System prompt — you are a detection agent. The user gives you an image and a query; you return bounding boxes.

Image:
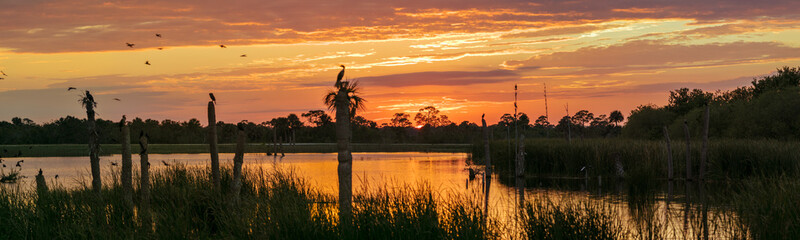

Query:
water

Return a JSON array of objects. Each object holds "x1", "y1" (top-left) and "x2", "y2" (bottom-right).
[{"x1": 1, "y1": 152, "x2": 740, "y2": 239}]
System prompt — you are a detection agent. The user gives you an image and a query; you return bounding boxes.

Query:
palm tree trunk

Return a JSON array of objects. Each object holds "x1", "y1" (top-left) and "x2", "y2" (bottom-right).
[
  {"x1": 208, "y1": 101, "x2": 220, "y2": 190},
  {"x1": 336, "y1": 88, "x2": 353, "y2": 226},
  {"x1": 121, "y1": 120, "x2": 133, "y2": 208},
  {"x1": 699, "y1": 105, "x2": 710, "y2": 181},
  {"x1": 231, "y1": 128, "x2": 246, "y2": 203},
  {"x1": 663, "y1": 126, "x2": 673, "y2": 180},
  {"x1": 86, "y1": 104, "x2": 102, "y2": 196},
  {"x1": 139, "y1": 133, "x2": 152, "y2": 230}
]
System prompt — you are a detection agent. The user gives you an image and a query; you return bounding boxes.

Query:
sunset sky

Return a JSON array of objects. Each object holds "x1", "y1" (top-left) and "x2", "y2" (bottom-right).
[{"x1": 1, "y1": 0, "x2": 800, "y2": 125}]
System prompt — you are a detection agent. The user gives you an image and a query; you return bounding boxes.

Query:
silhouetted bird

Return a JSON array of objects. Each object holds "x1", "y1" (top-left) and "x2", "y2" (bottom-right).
[
  {"x1": 145, "y1": 61, "x2": 150, "y2": 65},
  {"x1": 240, "y1": 54, "x2": 247, "y2": 57},
  {"x1": 162, "y1": 160, "x2": 170, "y2": 167},
  {"x1": 85, "y1": 91, "x2": 94, "y2": 103},
  {"x1": 155, "y1": 33, "x2": 162, "y2": 38},
  {"x1": 113, "y1": 98, "x2": 121, "y2": 101},
  {"x1": 219, "y1": 45, "x2": 226, "y2": 48},
  {"x1": 38, "y1": 168, "x2": 43, "y2": 175},
  {"x1": 16, "y1": 160, "x2": 23, "y2": 167},
  {"x1": 209, "y1": 93, "x2": 216, "y2": 104},
  {"x1": 336, "y1": 65, "x2": 345, "y2": 86},
  {"x1": 119, "y1": 115, "x2": 126, "y2": 129},
  {"x1": 0, "y1": 71, "x2": 6, "y2": 76},
  {"x1": 68, "y1": 87, "x2": 76, "y2": 91},
  {"x1": 111, "y1": 162, "x2": 118, "y2": 166},
  {"x1": 2, "y1": 164, "x2": 5, "y2": 168},
  {"x1": 126, "y1": 43, "x2": 135, "y2": 48},
  {"x1": 55, "y1": 174, "x2": 59, "y2": 179},
  {"x1": 157, "y1": 47, "x2": 164, "y2": 50}
]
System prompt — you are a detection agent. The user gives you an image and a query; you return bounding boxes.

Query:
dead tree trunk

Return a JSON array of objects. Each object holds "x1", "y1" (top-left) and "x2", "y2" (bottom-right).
[
  {"x1": 208, "y1": 101, "x2": 221, "y2": 190},
  {"x1": 683, "y1": 120, "x2": 692, "y2": 181},
  {"x1": 699, "y1": 105, "x2": 710, "y2": 181},
  {"x1": 139, "y1": 132, "x2": 152, "y2": 229},
  {"x1": 121, "y1": 117, "x2": 133, "y2": 208},
  {"x1": 231, "y1": 127, "x2": 246, "y2": 203},
  {"x1": 663, "y1": 126, "x2": 673, "y2": 180},
  {"x1": 516, "y1": 135, "x2": 525, "y2": 178},
  {"x1": 84, "y1": 94, "x2": 102, "y2": 196}
]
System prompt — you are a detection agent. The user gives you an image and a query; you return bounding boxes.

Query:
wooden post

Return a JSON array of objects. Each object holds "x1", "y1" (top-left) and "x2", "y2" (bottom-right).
[
  {"x1": 683, "y1": 120, "x2": 692, "y2": 181},
  {"x1": 83, "y1": 91, "x2": 102, "y2": 196},
  {"x1": 35, "y1": 169, "x2": 48, "y2": 194},
  {"x1": 139, "y1": 131, "x2": 151, "y2": 229},
  {"x1": 699, "y1": 105, "x2": 710, "y2": 181},
  {"x1": 231, "y1": 126, "x2": 246, "y2": 203},
  {"x1": 121, "y1": 116, "x2": 133, "y2": 208},
  {"x1": 481, "y1": 114, "x2": 491, "y2": 217},
  {"x1": 663, "y1": 126, "x2": 673, "y2": 180},
  {"x1": 208, "y1": 101, "x2": 221, "y2": 190}
]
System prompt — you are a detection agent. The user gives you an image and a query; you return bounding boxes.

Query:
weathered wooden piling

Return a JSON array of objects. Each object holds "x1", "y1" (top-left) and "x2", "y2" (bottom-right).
[
  {"x1": 699, "y1": 105, "x2": 710, "y2": 180},
  {"x1": 683, "y1": 120, "x2": 692, "y2": 181},
  {"x1": 208, "y1": 101, "x2": 220, "y2": 190},
  {"x1": 121, "y1": 116, "x2": 133, "y2": 208},
  {"x1": 231, "y1": 125, "x2": 246, "y2": 203},
  {"x1": 663, "y1": 126, "x2": 673, "y2": 180}
]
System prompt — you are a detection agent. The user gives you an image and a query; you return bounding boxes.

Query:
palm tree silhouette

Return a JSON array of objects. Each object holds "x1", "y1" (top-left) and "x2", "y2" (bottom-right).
[{"x1": 323, "y1": 75, "x2": 365, "y2": 227}]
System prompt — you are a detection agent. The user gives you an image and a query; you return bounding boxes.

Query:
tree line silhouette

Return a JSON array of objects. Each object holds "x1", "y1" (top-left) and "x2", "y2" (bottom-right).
[{"x1": 2, "y1": 66, "x2": 797, "y2": 145}]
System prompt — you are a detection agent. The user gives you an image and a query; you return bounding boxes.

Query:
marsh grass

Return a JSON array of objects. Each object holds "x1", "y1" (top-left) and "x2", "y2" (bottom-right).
[
  {"x1": 520, "y1": 195, "x2": 626, "y2": 240},
  {"x1": 0, "y1": 164, "x2": 496, "y2": 239}
]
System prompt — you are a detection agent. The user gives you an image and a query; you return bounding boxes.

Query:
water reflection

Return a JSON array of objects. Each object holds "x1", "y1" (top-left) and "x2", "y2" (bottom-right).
[{"x1": 2, "y1": 153, "x2": 738, "y2": 238}]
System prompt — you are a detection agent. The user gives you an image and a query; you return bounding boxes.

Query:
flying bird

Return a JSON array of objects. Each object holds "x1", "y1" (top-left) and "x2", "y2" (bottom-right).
[
  {"x1": 111, "y1": 162, "x2": 118, "y2": 166},
  {"x1": 1, "y1": 71, "x2": 6, "y2": 76},
  {"x1": 145, "y1": 61, "x2": 150, "y2": 65},
  {"x1": 209, "y1": 93, "x2": 216, "y2": 104},
  {"x1": 126, "y1": 43, "x2": 135, "y2": 48},
  {"x1": 68, "y1": 87, "x2": 76, "y2": 91},
  {"x1": 157, "y1": 47, "x2": 164, "y2": 50},
  {"x1": 240, "y1": 54, "x2": 247, "y2": 57},
  {"x1": 161, "y1": 160, "x2": 170, "y2": 167},
  {"x1": 219, "y1": 45, "x2": 226, "y2": 48},
  {"x1": 16, "y1": 160, "x2": 23, "y2": 167},
  {"x1": 113, "y1": 98, "x2": 121, "y2": 101},
  {"x1": 55, "y1": 174, "x2": 59, "y2": 179},
  {"x1": 155, "y1": 33, "x2": 162, "y2": 38},
  {"x1": 336, "y1": 65, "x2": 345, "y2": 86}
]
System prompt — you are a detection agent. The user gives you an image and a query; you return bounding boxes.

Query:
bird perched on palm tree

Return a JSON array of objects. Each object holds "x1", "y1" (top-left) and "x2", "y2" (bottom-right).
[
  {"x1": 325, "y1": 80, "x2": 365, "y2": 118},
  {"x1": 336, "y1": 65, "x2": 345, "y2": 87},
  {"x1": 84, "y1": 91, "x2": 95, "y2": 104},
  {"x1": 209, "y1": 93, "x2": 216, "y2": 104}
]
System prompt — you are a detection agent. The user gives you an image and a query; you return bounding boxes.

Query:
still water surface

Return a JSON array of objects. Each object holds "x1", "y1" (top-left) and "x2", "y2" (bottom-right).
[{"x1": 3, "y1": 152, "x2": 737, "y2": 239}]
